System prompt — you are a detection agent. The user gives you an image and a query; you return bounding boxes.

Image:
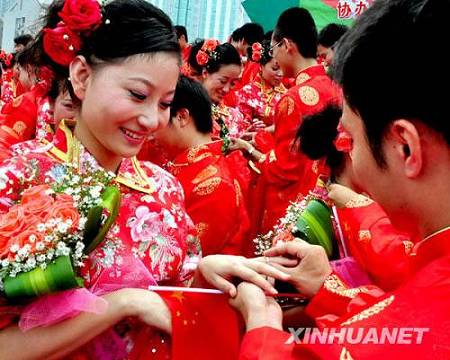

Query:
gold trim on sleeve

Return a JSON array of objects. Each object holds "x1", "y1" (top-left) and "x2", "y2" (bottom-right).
[
  {"x1": 324, "y1": 274, "x2": 369, "y2": 298},
  {"x1": 341, "y1": 295, "x2": 395, "y2": 326}
]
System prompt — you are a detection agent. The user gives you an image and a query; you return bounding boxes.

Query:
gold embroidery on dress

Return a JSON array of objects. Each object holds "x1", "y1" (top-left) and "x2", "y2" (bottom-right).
[
  {"x1": 192, "y1": 165, "x2": 218, "y2": 184},
  {"x1": 324, "y1": 274, "x2": 369, "y2": 298},
  {"x1": 248, "y1": 160, "x2": 262, "y2": 174},
  {"x1": 268, "y1": 149, "x2": 277, "y2": 163},
  {"x1": 12, "y1": 121, "x2": 27, "y2": 136},
  {"x1": 358, "y1": 230, "x2": 372, "y2": 242},
  {"x1": 234, "y1": 179, "x2": 242, "y2": 207},
  {"x1": 275, "y1": 83, "x2": 287, "y2": 94},
  {"x1": 47, "y1": 120, "x2": 72, "y2": 162},
  {"x1": 298, "y1": 86, "x2": 320, "y2": 106},
  {"x1": 278, "y1": 96, "x2": 295, "y2": 116},
  {"x1": 312, "y1": 160, "x2": 319, "y2": 174},
  {"x1": 193, "y1": 177, "x2": 221, "y2": 196},
  {"x1": 296, "y1": 72, "x2": 311, "y2": 85},
  {"x1": 345, "y1": 195, "x2": 373, "y2": 208},
  {"x1": 211, "y1": 104, "x2": 231, "y2": 120},
  {"x1": 0, "y1": 125, "x2": 20, "y2": 140},
  {"x1": 341, "y1": 295, "x2": 395, "y2": 326},
  {"x1": 263, "y1": 90, "x2": 277, "y2": 120},
  {"x1": 256, "y1": 79, "x2": 287, "y2": 122},
  {"x1": 49, "y1": 122, "x2": 156, "y2": 194},
  {"x1": 264, "y1": 103, "x2": 272, "y2": 119},
  {"x1": 116, "y1": 165, "x2": 156, "y2": 194},
  {"x1": 67, "y1": 134, "x2": 82, "y2": 168},
  {"x1": 340, "y1": 347, "x2": 354, "y2": 360},
  {"x1": 403, "y1": 240, "x2": 414, "y2": 254},
  {"x1": 195, "y1": 222, "x2": 209, "y2": 238},
  {"x1": 13, "y1": 96, "x2": 23, "y2": 108},
  {"x1": 187, "y1": 146, "x2": 213, "y2": 163}
]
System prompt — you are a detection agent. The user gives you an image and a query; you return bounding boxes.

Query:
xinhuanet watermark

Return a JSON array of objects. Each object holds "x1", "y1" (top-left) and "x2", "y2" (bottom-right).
[{"x1": 286, "y1": 327, "x2": 429, "y2": 345}]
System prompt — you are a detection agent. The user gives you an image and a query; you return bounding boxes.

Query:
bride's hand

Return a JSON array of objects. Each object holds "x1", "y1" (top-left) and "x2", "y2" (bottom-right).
[
  {"x1": 327, "y1": 183, "x2": 372, "y2": 208},
  {"x1": 197, "y1": 255, "x2": 295, "y2": 297},
  {"x1": 110, "y1": 288, "x2": 172, "y2": 333}
]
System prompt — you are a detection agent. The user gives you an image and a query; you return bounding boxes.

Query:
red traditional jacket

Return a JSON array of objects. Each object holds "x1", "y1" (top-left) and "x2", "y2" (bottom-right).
[
  {"x1": 0, "y1": 80, "x2": 54, "y2": 161},
  {"x1": 336, "y1": 198, "x2": 416, "y2": 291},
  {"x1": 167, "y1": 141, "x2": 250, "y2": 256},
  {"x1": 236, "y1": 72, "x2": 287, "y2": 126},
  {"x1": 239, "y1": 227, "x2": 450, "y2": 359},
  {"x1": 252, "y1": 64, "x2": 342, "y2": 234}
]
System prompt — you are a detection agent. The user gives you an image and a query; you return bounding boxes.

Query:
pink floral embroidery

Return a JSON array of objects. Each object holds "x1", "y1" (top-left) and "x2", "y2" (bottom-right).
[{"x1": 129, "y1": 205, "x2": 164, "y2": 243}]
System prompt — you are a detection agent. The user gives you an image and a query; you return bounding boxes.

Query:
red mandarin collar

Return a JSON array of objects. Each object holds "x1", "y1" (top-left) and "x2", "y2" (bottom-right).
[
  {"x1": 411, "y1": 226, "x2": 450, "y2": 271},
  {"x1": 51, "y1": 120, "x2": 73, "y2": 153},
  {"x1": 295, "y1": 64, "x2": 327, "y2": 82}
]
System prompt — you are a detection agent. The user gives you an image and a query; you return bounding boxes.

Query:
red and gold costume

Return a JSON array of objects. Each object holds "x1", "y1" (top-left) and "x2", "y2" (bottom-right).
[
  {"x1": 239, "y1": 227, "x2": 450, "y2": 359},
  {"x1": 336, "y1": 197, "x2": 416, "y2": 291},
  {"x1": 252, "y1": 64, "x2": 342, "y2": 234},
  {"x1": 0, "y1": 71, "x2": 54, "y2": 160},
  {"x1": 167, "y1": 141, "x2": 250, "y2": 256},
  {"x1": 236, "y1": 72, "x2": 287, "y2": 126}
]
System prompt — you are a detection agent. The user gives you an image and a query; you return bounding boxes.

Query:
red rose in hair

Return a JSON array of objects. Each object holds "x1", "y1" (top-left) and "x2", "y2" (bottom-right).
[
  {"x1": 196, "y1": 50, "x2": 209, "y2": 66},
  {"x1": 59, "y1": 0, "x2": 102, "y2": 32},
  {"x1": 252, "y1": 51, "x2": 262, "y2": 62},
  {"x1": 334, "y1": 122, "x2": 353, "y2": 153},
  {"x1": 43, "y1": 23, "x2": 82, "y2": 66},
  {"x1": 203, "y1": 39, "x2": 219, "y2": 52},
  {"x1": 5, "y1": 53, "x2": 13, "y2": 67},
  {"x1": 252, "y1": 42, "x2": 262, "y2": 52}
]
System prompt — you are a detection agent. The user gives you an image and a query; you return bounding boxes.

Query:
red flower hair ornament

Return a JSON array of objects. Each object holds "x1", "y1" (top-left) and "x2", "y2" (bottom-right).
[
  {"x1": 196, "y1": 39, "x2": 220, "y2": 66},
  {"x1": 251, "y1": 42, "x2": 263, "y2": 62},
  {"x1": 0, "y1": 50, "x2": 13, "y2": 67},
  {"x1": 334, "y1": 121, "x2": 353, "y2": 153},
  {"x1": 43, "y1": 0, "x2": 103, "y2": 67}
]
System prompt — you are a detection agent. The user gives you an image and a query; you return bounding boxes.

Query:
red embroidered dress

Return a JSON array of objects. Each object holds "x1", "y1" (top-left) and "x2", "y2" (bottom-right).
[
  {"x1": 0, "y1": 123, "x2": 200, "y2": 358},
  {"x1": 236, "y1": 72, "x2": 286, "y2": 126},
  {"x1": 211, "y1": 103, "x2": 249, "y2": 139}
]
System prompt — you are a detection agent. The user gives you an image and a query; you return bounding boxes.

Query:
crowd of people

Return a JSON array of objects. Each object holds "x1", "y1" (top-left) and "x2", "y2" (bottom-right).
[{"x1": 0, "y1": 0, "x2": 449, "y2": 358}]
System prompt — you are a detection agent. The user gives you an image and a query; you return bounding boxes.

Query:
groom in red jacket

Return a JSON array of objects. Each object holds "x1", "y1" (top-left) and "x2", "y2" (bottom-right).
[{"x1": 232, "y1": 0, "x2": 450, "y2": 358}]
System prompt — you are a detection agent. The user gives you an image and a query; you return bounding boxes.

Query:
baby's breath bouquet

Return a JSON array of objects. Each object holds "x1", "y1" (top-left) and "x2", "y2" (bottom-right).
[
  {"x1": 0, "y1": 163, "x2": 120, "y2": 299},
  {"x1": 254, "y1": 176, "x2": 336, "y2": 258}
]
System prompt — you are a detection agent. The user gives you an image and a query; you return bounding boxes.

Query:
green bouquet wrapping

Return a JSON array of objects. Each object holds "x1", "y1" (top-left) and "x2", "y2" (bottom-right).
[
  {"x1": 0, "y1": 165, "x2": 121, "y2": 300},
  {"x1": 292, "y1": 199, "x2": 335, "y2": 257},
  {"x1": 3, "y1": 255, "x2": 84, "y2": 298}
]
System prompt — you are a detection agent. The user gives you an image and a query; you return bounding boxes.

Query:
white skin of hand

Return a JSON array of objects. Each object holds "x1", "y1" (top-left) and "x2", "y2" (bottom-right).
[{"x1": 198, "y1": 254, "x2": 296, "y2": 297}]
